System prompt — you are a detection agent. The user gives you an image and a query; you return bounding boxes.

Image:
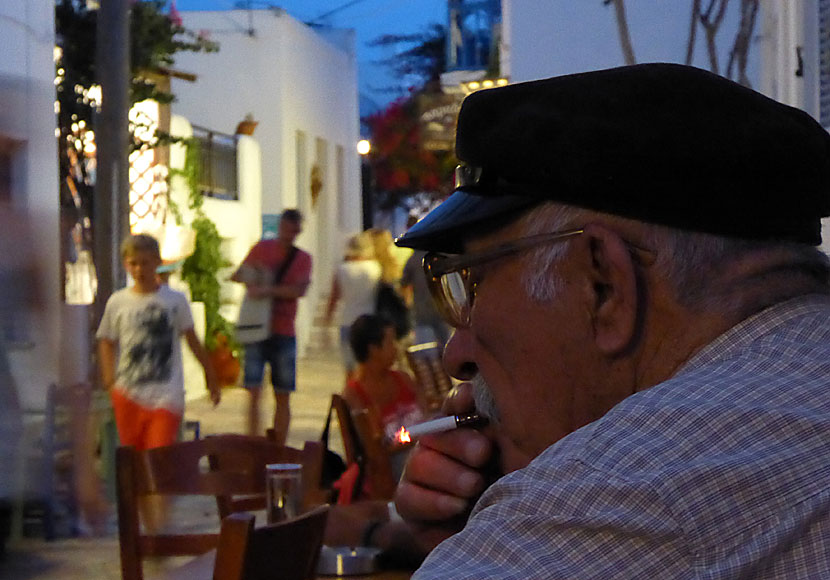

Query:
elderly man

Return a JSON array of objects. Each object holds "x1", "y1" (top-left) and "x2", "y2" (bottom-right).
[{"x1": 393, "y1": 63, "x2": 830, "y2": 578}]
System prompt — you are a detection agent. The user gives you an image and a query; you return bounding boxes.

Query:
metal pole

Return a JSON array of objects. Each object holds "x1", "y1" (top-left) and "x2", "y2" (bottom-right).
[
  {"x1": 93, "y1": 0, "x2": 131, "y2": 324},
  {"x1": 361, "y1": 161, "x2": 374, "y2": 230}
]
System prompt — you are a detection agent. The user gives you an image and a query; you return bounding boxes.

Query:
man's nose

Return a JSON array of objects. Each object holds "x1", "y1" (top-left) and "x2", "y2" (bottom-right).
[{"x1": 442, "y1": 327, "x2": 478, "y2": 381}]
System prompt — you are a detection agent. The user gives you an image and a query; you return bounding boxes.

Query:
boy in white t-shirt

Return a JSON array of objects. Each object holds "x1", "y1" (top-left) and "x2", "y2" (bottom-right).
[
  {"x1": 97, "y1": 234, "x2": 219, "y2": 451},
  {"x1": 97, "y1": 234, "x2": 219, "y2": 531}
]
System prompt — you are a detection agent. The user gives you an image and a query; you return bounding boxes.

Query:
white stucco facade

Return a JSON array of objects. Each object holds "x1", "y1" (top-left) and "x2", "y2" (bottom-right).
[
  {"x1": 1, "y1": 0, "x2": 63, "y2": 410},
  {"x1": 759, "y1": 0, "x2": 830, "y2": 253},
  {"x1": 171, "y1": 9, "x2": 363, "y2": 355}
]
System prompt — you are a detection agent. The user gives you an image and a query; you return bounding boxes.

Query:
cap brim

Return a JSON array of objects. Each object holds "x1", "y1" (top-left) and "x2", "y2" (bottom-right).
[{"x1": 395, "y1": 188, "x2": 539, "y2": 253}]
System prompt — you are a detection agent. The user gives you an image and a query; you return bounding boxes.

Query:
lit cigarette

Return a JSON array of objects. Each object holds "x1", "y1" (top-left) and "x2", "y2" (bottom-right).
[{"x1": 404, "y1": 413, "x2": 488, "y2": 439}]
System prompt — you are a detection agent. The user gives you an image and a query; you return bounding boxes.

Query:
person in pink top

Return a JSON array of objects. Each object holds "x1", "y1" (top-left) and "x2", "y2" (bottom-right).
[
  {"x1": 231, "y1": 209, "x2": 312, "y2": 443},
  {"x1": 343, "y1": 314, "x2": 424, "y2": 471}
]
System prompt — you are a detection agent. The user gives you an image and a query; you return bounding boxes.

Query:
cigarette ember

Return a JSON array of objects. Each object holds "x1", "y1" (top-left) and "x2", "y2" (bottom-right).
[
  {"x1": 397, "y1": 426, "x2": 411, "y2": 444},
  {"x1": 400, "y1": 413, "x2": 488, "y2": 441}
]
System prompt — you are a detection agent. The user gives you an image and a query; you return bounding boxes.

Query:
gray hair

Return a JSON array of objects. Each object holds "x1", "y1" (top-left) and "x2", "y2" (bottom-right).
[{"x1": 518, "y1": 202, "x2": 830, "y2": 314}]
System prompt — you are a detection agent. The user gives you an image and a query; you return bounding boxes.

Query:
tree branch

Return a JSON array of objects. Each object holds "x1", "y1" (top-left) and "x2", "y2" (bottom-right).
[
  {"x1": 700, "y1": 0, "x2": 730, "y2": 75},
  {"x1": 608, "y1": 0, "x2": 637, "y2": 65},
  {"x1": 685, "y1": 0, "x2": 701, "y2": 65},
  {"x1": 726, "y1": 0, "x2": 758, "y2": 87}
]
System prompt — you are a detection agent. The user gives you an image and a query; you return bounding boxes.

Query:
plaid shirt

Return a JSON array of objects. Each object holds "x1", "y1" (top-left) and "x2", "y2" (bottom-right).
[{"x1": 414, "y1": 294, "x2": 830, "y2": 579}]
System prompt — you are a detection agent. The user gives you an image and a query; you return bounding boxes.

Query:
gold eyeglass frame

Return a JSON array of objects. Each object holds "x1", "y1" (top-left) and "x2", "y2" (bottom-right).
[
  {"x1": 422, "y1": 228, "x2": 585, "y2": 328},
  {"x1": 422, "y1": 227, "x2": 656, "y2": 328}
]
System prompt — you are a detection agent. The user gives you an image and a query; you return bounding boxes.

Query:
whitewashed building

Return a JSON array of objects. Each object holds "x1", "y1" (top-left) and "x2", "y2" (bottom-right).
[
  {"x1": 759, "y1": 0, "x2": 830, "y2": 250},
  {"x1": 171, "y1": 8, "x2": 363, "y2": 358}
]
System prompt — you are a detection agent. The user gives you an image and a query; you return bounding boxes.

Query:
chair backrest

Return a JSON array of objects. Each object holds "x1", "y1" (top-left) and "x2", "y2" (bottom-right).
[
  {"x1": 206, "y1": 434, "x2": 326, "y2": 518},
  {"x1": 116, "y1": 440, "x2": 238, "y2": 580},
  {"x1": 116, "y1": 436, "x2": 327, "y2": 580},
  {"x1": 405, "y1": 342, "x2": 453, "y2": 412},
  {"x1": 330, "y1": 393, "x2": 362, "y2": 466},
  {"x1": 212, "y1": 512, "x2": 255, "y2": 580},
  {"x1": 330, "y1": 394, "x2": 401, "y2": 501},
  {"x1": 350, "y1": 409, "x2": 400, "y2": 500},
  {"x1": 214, "y1": 505, "x2": 330, "y2": 580}
]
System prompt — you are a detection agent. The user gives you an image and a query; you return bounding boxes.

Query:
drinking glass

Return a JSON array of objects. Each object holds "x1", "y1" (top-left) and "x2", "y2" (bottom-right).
[{"x1": 266, "y1": 463, "x2": 302, "y2": 523}]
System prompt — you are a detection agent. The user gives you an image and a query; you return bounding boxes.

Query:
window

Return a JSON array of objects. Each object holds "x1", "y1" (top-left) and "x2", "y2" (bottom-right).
[{"x1": 192, "y1": 126, "x2": 238, "y2": 200}]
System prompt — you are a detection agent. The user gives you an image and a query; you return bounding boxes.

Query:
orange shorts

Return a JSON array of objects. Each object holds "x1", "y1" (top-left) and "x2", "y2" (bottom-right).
[{"x1": 110, "y1": 389, "x2": 182, "y2": 451}]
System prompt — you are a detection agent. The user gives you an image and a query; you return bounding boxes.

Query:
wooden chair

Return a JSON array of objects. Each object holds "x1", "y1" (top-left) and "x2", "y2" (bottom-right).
[
  {"x1": 330, "y1": 393, "x2": 363, "y2": 467},
  {"x1": 211, "y1": 512, "x2": 253, "y2": 580},
  {"x1": 350, "y1": 409, "x2": 400, "y2": 500},
  {"x1": 205, "y1": 434, "x2": 327, "y2": 518},
  {"x1": 116, "y1": 440, "x2": 237, "y2": 580},
  {"x1": 213, "y1": 505, "x2": 330, "y2": 580},
  {"x1": 405, "y1": 342, "x2": 454, "y2": 412},
  {"x1": 330, "y1": 394, "x2": 405, "y2": 501},
  {"x1": 116, "y1": 436, "x2": 326, "y2": 580}
]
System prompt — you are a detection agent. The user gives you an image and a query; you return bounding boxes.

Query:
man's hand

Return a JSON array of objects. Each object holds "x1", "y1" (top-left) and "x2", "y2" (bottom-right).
[{"x1": 394, "y1": 382, "x2": 496, "y2": 553}]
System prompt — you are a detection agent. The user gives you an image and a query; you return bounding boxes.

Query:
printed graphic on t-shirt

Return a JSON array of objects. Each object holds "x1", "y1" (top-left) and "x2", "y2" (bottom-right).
[{"x1": 124, "y1": 303, "x2": 174, "y2": 385}]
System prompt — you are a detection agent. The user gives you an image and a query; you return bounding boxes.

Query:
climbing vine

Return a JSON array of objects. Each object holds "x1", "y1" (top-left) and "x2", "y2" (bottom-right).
[{"x1": 171, "y1": 139, "x2": 238, "y2": 354}]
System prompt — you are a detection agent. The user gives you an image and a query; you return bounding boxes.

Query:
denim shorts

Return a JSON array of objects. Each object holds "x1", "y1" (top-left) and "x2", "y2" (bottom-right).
[
  {"x1": 339, "y1": 325, "x2": 356, "y2": 373},
  {"x1": 243, "y1": 334, "x2": 297, "y2": 393}
]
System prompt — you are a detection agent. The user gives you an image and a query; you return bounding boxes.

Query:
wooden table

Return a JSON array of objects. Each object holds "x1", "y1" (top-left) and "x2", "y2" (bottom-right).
[{"x1": 156, "y1": 549, "x2": 414, "y2": 580}]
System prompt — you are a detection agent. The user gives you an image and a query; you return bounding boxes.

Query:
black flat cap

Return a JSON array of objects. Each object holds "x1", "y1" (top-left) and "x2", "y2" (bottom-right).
[{"x1": 397, "y1": 63, "x2": 830, "y2": 253}]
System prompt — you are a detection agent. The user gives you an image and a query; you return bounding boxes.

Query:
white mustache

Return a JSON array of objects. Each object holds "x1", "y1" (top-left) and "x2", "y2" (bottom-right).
[{"x1": 471, "y1": 374, "x2": 500, "y2": 424}]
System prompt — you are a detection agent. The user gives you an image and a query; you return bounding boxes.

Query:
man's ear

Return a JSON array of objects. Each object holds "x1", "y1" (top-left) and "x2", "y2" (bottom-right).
[{"x1": 580, "y1": 224, "x2": 640, "y2": 355}]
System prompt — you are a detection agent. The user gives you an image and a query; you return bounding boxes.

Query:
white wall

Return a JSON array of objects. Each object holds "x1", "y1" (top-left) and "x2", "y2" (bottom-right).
[
  {"x1": 171, "y1": 9, "x2": 363, "y2": 354},
  {"x1": 759, "y1": 1, "x2": 830, "y2": 256},
  {"x1": 1, "y1": 0, "x2": 62, "y2": 409},
  {"x1": 275, "y1": 14, "x2": 362, "y2": 343},
  {"x1": 760, "y1": 1, "x2": 809, "y2": 110}
]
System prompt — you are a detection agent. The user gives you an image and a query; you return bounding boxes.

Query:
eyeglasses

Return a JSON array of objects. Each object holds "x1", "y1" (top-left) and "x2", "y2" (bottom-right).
[
  {"x1": 422, "y1": 228, "x2": 585, "y2": 328},
  {"x1": 423, "y1": 228, "x2": 656, "y2": 328}
]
